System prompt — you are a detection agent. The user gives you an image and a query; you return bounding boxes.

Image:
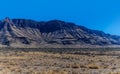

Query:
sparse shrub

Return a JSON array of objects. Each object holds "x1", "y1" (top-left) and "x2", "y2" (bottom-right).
[
  {"x1": 39, "y1": 70, "x2": 68, "y2": 74},
  {"x1": 71, "y1": 64, "x2": 80, "y2": 68},
  {"x1": 80, "y1": 65, "x2": 87, "y2": 68},
  {"x1": 87, "y1": 64, "x2": 100, "y2": 69},
  {"x1": 66, "y1": 63, "x2": 80, "y2": 69}
]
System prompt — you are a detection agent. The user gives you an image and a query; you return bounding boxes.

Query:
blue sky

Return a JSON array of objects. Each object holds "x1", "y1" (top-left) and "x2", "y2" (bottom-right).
[{"x1": 0, "y1": 0, "x2": 120, "y2": 35}]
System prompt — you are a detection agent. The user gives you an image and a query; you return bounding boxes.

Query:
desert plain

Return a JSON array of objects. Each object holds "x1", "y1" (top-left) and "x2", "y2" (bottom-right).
[{"x1": 0, "y1": 48, "x2": 120, "y2": 74}]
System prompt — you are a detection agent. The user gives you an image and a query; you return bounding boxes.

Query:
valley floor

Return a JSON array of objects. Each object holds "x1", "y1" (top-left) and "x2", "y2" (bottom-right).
[{"x1": 0, "y1": 48, "x2": 120, "y2": 74}]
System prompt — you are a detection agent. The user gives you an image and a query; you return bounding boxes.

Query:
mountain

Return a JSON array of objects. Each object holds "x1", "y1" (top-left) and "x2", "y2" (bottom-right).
[{"x1": 0, "y1": 17, "x2": 120, "y2": 48}]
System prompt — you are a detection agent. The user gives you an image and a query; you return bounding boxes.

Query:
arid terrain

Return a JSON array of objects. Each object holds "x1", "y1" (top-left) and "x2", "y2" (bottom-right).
[{"x1": 0, "y1": 48, "x2": 120, "y2": 74}]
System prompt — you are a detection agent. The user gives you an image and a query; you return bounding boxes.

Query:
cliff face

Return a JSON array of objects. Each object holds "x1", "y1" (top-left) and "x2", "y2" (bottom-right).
[{"x1": 0, "y1": 18, "x2": 120, "y2": 47}]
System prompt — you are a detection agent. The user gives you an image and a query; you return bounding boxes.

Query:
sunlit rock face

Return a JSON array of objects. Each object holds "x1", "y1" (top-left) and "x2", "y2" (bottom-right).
[{"x1": 0, "y1": 17, "x2": 120, "y2": 47}]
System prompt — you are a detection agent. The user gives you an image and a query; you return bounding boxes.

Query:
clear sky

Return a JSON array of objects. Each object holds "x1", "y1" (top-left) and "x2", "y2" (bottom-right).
[{"x1": 0, "y1": 0, "x2": 120, "y2": 35}]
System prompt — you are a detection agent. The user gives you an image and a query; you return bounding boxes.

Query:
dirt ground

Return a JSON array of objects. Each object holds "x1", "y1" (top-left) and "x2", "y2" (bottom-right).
[{"x1": 0, "y1": 48, "x2": 120, "y2": 74}]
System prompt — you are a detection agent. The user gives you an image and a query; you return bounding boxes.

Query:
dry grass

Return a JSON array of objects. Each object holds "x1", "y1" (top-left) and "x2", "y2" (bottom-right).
[{"x1": 0, "y1": 48, "x2": 120, "y2": 74}]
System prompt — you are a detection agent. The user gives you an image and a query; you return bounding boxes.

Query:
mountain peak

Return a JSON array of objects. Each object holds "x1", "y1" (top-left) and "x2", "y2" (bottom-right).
[
  {"x1": 3, "y1": 17, "x2": 13, "y2": 24},
  {"x1": 4, "y1": 17, "x2": 10, "y2": 21}
]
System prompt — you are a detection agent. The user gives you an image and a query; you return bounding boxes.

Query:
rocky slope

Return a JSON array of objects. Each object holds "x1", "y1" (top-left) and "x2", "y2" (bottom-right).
[{"x1": 0, "y1": 17, "x2": 120, "y2": 47}]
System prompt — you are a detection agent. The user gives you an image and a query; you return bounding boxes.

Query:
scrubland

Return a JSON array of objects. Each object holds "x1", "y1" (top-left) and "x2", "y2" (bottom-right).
[{"x1": 0, "y1": 48, "x2": 120, "y2": 74}]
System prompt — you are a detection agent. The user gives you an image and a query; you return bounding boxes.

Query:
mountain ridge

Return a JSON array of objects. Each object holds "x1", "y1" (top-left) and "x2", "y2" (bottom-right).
[{"x1": 0, "y1": 17, "x2": 119, "y2": 48}]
